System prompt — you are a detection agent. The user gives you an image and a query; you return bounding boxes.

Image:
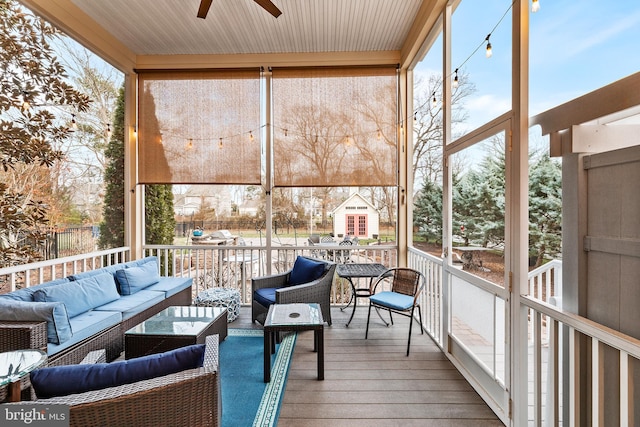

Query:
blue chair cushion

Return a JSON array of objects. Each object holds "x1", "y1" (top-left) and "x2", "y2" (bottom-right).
[
  {"x1": 0, "y1": 299, "x2": 72, "y2": 344},
  {"x1": 33, "y1": 273, "x2": 120, "y2": 317},
  {"x1": 115, "y1": 260, "x2": 160, "y2": 295},
  {"x1": 254, "y1": 287, "x2": 277, "y2": 307},
  {"x1": 288, "y1": 256, "x2": 326, "y2": 287},
  {"x1": 369, "y1": 291, "x2": 414, "y2": 311},
  {"x1": 30, "y1": 343, "x2": 206, "y2": 399}
]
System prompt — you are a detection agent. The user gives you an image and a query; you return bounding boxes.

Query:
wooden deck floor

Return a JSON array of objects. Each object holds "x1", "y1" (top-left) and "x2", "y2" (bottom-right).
[{"x1": 230, "y1": 306, "x2": 503, "y2": 426}]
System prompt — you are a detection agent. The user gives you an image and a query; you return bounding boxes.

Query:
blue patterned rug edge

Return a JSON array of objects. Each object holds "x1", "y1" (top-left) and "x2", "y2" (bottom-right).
[{"x1": 252, "y1": 332, "x2": 297, "y2": 427}]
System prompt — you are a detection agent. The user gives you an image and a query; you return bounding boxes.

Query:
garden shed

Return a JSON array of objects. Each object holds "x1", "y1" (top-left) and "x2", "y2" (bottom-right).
[{"x1": 331, "y1": 192, "x2": 379, "y2": 239}]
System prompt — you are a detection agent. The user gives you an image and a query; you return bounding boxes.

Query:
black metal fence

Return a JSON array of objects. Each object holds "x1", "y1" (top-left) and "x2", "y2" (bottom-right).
[{"x1": 41, "y1": 226, "x2": 99, "y2": 260}]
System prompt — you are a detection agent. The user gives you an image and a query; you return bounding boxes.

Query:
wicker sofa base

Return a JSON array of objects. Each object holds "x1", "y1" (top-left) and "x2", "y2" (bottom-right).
[{"x1": 0, "y1": 285, "x2": 193, "y2": 368}]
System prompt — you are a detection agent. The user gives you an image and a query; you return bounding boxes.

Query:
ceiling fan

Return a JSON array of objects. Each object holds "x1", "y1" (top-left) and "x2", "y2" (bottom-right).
[{"x1": 197, "y1": 0, "x2": 282, "y2": 19}]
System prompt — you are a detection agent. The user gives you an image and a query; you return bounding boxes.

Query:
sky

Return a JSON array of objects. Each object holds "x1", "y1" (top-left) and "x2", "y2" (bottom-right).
[{"x1": 414, "y1": 0, "x2": 640, "y2": 132}]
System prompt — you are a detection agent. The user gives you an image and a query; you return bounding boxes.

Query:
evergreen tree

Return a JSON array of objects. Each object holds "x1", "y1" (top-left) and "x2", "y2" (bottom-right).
[
  {"x1": 529, "y1": 154, "x2": 562, "y2": 266},
  {"x1": 98, "y1": 86, "x2": 125, "y2": 248},
  {"x1": 0, "y1": 0, "x2": 90, "y2": 266},
  {"x1": 145, "y1": 184, "x2": 175, "y2": 245},
  {"x1": 413, "y1": 178, "x2": 442, "y2": 243}
]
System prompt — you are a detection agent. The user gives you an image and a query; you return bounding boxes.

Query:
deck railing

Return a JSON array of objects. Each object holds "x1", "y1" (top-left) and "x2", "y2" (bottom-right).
[
  {"x1": 523, "y1": 295, "x2": 640, "y2": 426},
  {"x1": 0, "y1": 247, "x2": 130, "y2": 294},
  {"x1": 143, "y1": 243, "x2": 397, "y2": 305}
]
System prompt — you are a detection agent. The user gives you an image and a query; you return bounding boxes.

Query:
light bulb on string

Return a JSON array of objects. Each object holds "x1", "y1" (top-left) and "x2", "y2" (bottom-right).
[
  {"x1": 344, "y1": 135, "x2": 352, "y2": 146},
  {"x1": 453, "y1": 69, "x2": 459, "y2": 89},
  {"x1": 71, "y1": 114, "x2": 78, "y2": 130},
  {"x1": 186, "y1": 138, "x2": 193, "y2": 150},
  {"x1": 249, "y1": 131, "x2": 254, "y2": 141},
  {"x1": 414, "y1": 112, "x2": 417, "y2": 123},
  {"x1": 431, "y1": 92, "x2": 437, "y2": 108},
  {"x1": 485, "y1": 34, "x2": 493, "y2": 58},
  {"x1": 377, "y1": 129, "x2": 382, "y2": 140},
  {"x1": 284, "y1": 128, "x2": 288, "y2": 137},
  {"x1": 21, "y1": 91, "x2": 30, "y2": 111},
  {"x1": 106, "y1": 123, "x2": 112, "y2": 138},
  {"x1": 531, "y1": 0, "x2": 540, "y2": 13},
  {"x1": 219, "y1": 138, "x2": 223, "y2": 149}
]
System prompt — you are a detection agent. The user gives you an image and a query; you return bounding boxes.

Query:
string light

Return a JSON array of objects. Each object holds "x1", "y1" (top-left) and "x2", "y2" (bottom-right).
[
  {"x1": 218, "y1": 137, "x2": 223, "y2": 149},
  {"x1": 249, "y1": 130, "x2": 254, "y2": 141},
  {"x1": 106, "y1": 123, "x2": 112, "y2": 138},
  {"x1": 71, "y1": 114, "x2": 78, "y2": 130},
  {"x1": 284, "y1": 128, "x2": 288, "y2": 137},
  {"x1": 21, "y1": 91, "x2": 30, "y2": 111},
  {"x1": 414, "y1": 112, "x2": 417, "y2": 122},
  {"x1": 531, "y1": 0, "x2": 540, "y2": 13},
  {"x1": 377, "y1": 129, "x2": 382, "y2": 140},
  {"x1": 186, "y1": 138, "x2": 193, "y2": 150},
  {"x1": 452, "y1": 69, "x2": 459, "y2": 89},
  {"x1": 485, "y1": 34, "x2": 492, "y2": 58},
  {"x1": 431, "y1": 92, "x2": 438, "y2": 108}
]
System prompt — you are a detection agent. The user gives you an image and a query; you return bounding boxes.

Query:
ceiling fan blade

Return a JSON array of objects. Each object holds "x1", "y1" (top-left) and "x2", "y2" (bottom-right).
[
  {"x1": 253, "y1": 0, "x2": 282, "y2": 18},
  {"x1": 197, "y1": 0, "x2": 214, "y2": 19}
]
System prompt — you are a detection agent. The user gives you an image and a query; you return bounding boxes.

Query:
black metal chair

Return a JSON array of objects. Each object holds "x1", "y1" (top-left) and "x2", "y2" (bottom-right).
[{"x1": 365, "y1": 267, "x2": 425, "y2": 356}]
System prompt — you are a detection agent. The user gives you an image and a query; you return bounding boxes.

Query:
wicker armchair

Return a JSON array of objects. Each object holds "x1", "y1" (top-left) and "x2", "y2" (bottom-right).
[
  {"x1": 5, "y1": 335, "x2": 221, "y2": 427},
  {"x1": 252, "y1": 256, "x2": 336, "y2": 325}
]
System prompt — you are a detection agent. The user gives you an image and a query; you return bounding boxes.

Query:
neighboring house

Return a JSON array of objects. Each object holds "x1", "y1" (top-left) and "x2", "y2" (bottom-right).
[
  {"x1": 238, "y1": 198, "x2": 261, "y2": 216},
  {"x1": 173, "y1": 185, "x2": 232, "y2": 217},
  {"x1": 331, "y1": 192, "x2": 379, "y2": 239}
]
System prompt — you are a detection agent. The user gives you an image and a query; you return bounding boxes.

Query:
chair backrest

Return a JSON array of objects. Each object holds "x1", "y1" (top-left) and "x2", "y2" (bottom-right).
[
  {"x1": 321, "y1": 236, "x2": 335, "y2": 243},
  {"x1": 391, "y1": 268, "x2": 422, "y2": 298},
  {"x1": 308, "y1": 234, "x2": 320, "y2": 244}
]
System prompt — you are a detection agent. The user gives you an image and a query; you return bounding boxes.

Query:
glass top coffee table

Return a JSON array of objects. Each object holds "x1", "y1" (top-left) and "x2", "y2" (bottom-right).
[
  {"x1": 125, "y1": 306, "x2": 227, "y2": 359},
  {"x1": 263, "y1": 303, "x2": 324, "y2": 382},
  {"x1": 0, "y1": 349, "x2": 47, "y2": 402}
]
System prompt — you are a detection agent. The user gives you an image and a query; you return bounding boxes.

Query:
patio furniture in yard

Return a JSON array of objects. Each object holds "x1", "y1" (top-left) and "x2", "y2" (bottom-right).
[
  {"x1": 365, "y1": 267, "x2": 425, "y2": 356},
  {"x1": 252, "y1": 256, "x2": 336, "y2": 326},
  {"x1": 125, "y1": 306, "x2": 227, "y2": 359},
  {"x1": 194, "y1": 287, "x2": 241, "y2": 322},
  {"x1": 263, "y1": 303, "x2": 324, "y2": 382},
  {"x1": 3, "y1": 336, "x2": 221, "y2": 427}
]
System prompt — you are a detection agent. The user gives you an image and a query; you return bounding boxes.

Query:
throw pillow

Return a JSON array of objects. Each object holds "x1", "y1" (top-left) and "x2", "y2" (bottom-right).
[
  {"x1": 33, "y1": 273, "x2": 120, "y2": 317},
  {"x1": 115, "y1": 260, "x2": 160, "y2": 295},
  {"x1": 0, "y1": 299, "x2": 72, "y2": 344},
  {"x1": 30, "y1": 344, "x2": 206, "y2": 399},
  {"x1": 288, "y1": 256, "x2": 326, "y2": 286}
]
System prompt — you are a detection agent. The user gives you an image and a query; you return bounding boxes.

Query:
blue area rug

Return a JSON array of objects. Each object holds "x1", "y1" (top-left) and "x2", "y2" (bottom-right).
[{"x1": 219, "y1": 329, "x2": 296, "y2": 427}]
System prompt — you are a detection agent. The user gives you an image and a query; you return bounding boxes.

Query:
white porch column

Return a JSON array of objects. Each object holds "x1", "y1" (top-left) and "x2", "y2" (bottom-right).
[
  {"x1": 124, "y1": 73, "x2": 143, "y2": 260},
  {"x1": 510, "y1": 0, "x2": 530, "y2": 425}
]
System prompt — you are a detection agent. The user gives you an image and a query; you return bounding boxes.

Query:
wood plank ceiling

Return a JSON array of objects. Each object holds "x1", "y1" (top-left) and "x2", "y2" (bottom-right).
[{"x1": 69, "y1": 0, "x2": 424, "y2": 56}]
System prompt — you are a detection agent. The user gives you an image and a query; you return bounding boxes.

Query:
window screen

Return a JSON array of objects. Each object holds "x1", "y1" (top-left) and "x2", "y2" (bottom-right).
[
  {"x1": 272, "y1": 66, "x2": 398, "y2": 187},
  {"x1": 138, "y1": 69, "x2": 261, "y2": 184}
]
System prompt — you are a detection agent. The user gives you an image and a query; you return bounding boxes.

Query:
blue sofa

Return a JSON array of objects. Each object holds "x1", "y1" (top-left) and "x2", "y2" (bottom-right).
[{"x1": 0, "y1": 256, "x2": 192, "y2": 366}]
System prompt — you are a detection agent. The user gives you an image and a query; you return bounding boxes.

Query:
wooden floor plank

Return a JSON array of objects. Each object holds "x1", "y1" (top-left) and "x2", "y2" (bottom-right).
[{"x1": 229, "y1": 306, "x2": 503, "y2": 425}]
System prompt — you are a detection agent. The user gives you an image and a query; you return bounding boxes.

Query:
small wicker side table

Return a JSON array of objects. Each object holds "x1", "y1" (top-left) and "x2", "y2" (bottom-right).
[{"x1": 194, "y1": 287, "x2": 241, "y2": 322}]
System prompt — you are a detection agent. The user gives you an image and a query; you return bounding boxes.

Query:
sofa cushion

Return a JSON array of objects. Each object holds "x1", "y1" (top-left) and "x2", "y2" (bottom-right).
[
  {"x1": 93, "y1": 290, "x2": 165, "y2": 321},
  {"x1": 33, "y1": 273, "x2": 120, "y2": 317},
  {"x1": 254, "y1": 287, "x2": 277, "y2": 308},
  {"x1": 115, "y1": 260, "x2": 160, "y2": 295},
  {"x1": 31, "y1": 343, "x2": 206, "y2": 399},
  {"x1": 144, "y1": 277, "x2": 192, "y2": 298},
  {"x1": 0, "y1": 278, "x2": 72, "y2": 302},
  {"x1": 288, "y1": 256, "x2": 326, "y2": 286},
  {"x1": 44, "y1": 310, "x2": 122, "y2": 356},
  {"x1": 0, "y1": 299, "x2": 72, "y2": 344},
  {"x1": 69, "y1": 263, "x2": 124, "y2": 281}
]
